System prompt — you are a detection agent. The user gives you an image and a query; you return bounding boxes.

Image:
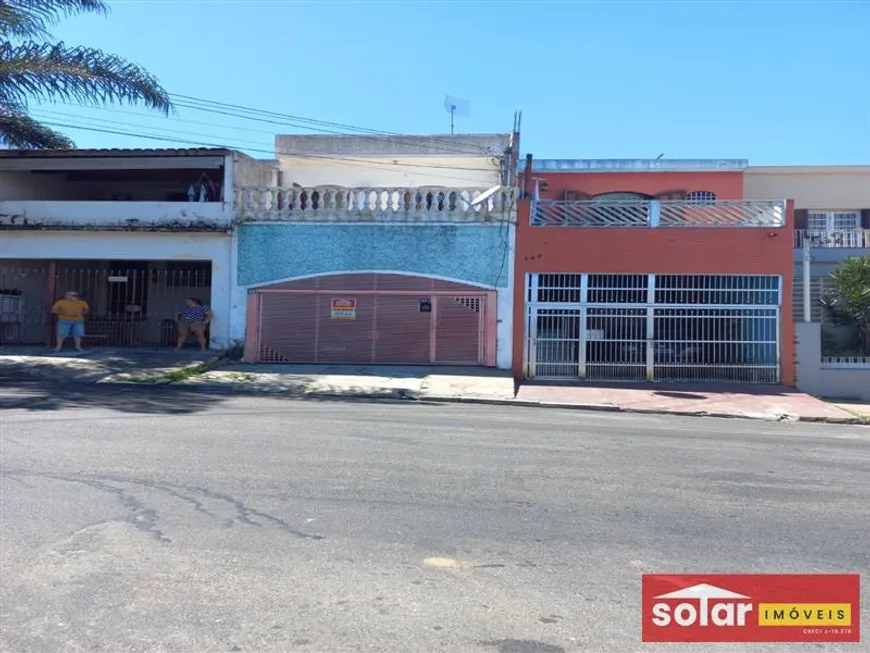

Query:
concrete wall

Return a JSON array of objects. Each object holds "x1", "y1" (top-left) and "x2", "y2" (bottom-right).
[
  {"x1": 795, "y1": 322, "x2": 870, "y2": 400},
  {"x1": 232, "y1": 154, "x2": 278, "y2": 188},
  {"x1": 274, "y1": 133, "x2": 510, "y2": 189},
  {"x1": 237, "y1": 223, "x2": 514, "y2": 369},
  {"x1": 0, "y1": 232, "x2": 233, "y2": 348},
  {"x1": 277, "y1": 156, "x2": 500, "y2": 188},
  {"x1": 745, "y1": 167, "x2": 870, "y2": 209}
]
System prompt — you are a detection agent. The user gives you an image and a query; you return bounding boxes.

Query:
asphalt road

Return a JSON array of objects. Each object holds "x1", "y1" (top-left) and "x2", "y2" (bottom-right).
[{"x1": 1, "y1": 383, "x2": 868, "y2": 653}]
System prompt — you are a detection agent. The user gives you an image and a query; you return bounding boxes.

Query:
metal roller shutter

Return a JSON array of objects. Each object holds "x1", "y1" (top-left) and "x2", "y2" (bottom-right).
[{"x1": 254, "y1": 274, "x2": 491, "y2": 366}]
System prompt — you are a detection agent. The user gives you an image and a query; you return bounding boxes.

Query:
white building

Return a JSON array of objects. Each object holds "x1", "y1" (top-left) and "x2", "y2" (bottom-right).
[{"x1": 0, "y1": 148, "x2": 274, "y2": 349}]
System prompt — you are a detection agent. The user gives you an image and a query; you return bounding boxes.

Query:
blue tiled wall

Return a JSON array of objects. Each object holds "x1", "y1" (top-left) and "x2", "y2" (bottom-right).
[{"x1": 238, "y1": 224, "x2": 510, "y2": 288}]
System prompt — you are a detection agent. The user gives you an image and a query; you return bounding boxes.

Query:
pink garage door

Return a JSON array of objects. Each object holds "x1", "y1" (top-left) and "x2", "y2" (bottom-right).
[{"x1": 250, "y1": 273, "x2": 496, "y2": 366}]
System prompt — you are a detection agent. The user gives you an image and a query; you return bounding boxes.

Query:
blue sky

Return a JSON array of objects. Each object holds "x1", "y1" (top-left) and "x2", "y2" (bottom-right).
[{"x1": 31, "y1": 0, "x2": 870, "y2": 164}]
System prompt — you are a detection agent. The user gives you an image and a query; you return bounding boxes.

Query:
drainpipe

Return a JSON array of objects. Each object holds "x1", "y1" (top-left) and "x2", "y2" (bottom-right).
[{"x1": 802, "y1": 235, "x2": 812, "y2": 323}]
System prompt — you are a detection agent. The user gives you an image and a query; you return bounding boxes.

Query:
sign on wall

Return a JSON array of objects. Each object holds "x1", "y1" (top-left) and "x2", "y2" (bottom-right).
[{"x1": 330, "y1": 298, "x2": 357, "y2": 320}]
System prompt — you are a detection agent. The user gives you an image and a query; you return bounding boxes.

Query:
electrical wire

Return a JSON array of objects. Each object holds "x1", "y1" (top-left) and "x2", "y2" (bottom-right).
[
  {"x1": 168, "y1": 93, "x2": 499, "y2": 157},
  {"x1": 32, "y1": 118, "x2": 505, "y2": 185},
  {"x1": 33, "y1": 107, "x2": 504, "y2": 174}
]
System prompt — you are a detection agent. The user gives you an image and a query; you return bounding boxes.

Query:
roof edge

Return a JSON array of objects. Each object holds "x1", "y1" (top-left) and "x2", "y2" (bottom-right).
[{"x1": 527, "y1": 159, "x2": 749, "y2": 173}]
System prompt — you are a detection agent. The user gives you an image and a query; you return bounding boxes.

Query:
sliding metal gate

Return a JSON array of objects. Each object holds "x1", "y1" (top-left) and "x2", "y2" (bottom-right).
[{"x1": 525, "y1": 273, "x2": 781, "y2": 383}]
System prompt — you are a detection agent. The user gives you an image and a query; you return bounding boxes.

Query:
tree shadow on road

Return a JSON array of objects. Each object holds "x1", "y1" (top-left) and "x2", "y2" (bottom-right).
[{"x1": 0, "y1": 381, "x2": 442, "y2": 415}]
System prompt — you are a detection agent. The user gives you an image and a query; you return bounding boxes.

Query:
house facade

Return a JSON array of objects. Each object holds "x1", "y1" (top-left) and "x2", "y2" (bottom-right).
[
  {"x1": 745, "y1": 165, "x2": 870, "y2": 399},
  {"x1": 234, "y1": 133, "x2": 519, "y2": 369},
  {"x1": 0, "y1": 148, "x2": 274, "y2": 349},
  {"x1": 514, "y1": 159, "x2": 795, "y2": 385}
]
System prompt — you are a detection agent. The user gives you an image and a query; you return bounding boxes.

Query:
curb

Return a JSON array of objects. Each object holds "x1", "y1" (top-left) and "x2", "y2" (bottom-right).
[
  {"x1": 418, "y1": 395, "x2": 866, "y2": 424},
  {"x1": 120, "y1": 380, "x2": 868, "y2": 425},
  {"x1": 97, "y1": 352, "x2": 226, "y2": 385}
]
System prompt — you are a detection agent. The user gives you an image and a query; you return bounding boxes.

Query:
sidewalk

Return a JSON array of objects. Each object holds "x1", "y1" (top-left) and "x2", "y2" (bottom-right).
[
  {"x1": 0, "y1": 349, "x2": 863, "y2": 424},
  {"x1": 174, "y1": 363, "x2": 517, "y2": 401},
  {"x1": 515, "y1": 382, "x2": 859, "y2": 423},
  {"x1": 0, "y1": 347, "x2": 219, "y2": 384}
]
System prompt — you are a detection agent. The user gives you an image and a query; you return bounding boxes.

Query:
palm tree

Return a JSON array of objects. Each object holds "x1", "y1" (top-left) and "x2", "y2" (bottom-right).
[{"x1": 0, "y1": 0, "x2": 172, "y2": 148}]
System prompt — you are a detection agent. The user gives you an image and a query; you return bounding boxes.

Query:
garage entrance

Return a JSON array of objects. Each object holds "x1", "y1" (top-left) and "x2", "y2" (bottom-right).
[
  {"x1": 525, "y1": 273, "x2": 782, "y2": 383},
  {"x1": 249, "y1": 273, "x2": 496, "y2": 366}
]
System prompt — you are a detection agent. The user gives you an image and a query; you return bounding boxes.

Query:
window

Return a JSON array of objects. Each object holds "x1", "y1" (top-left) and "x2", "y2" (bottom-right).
[
  {"x1": 808, "y1": 211, "x2": 860, "y2": 231},
  {"x1": 686, "y1": 191, "x2": 717, "y2": 204}
]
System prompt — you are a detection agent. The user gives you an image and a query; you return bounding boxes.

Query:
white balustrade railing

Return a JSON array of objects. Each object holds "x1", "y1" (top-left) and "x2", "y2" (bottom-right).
[
  {"x1": 794, "y1": 229, "x2": 870, "y2": 249},
  {"x1": 532, "y1": 199, "x2": 787, "y2": 228},
  {"x1": 235, "y1": 186, "x2": 517, "y2": 223},
  {"x1": 821, "y1": 356, "x2": 870, "y2": 369}
]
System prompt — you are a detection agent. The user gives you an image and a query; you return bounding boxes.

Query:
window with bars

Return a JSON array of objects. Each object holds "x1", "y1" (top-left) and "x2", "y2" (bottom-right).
[
  {"x1": 807, "y1": 211, "x2": 861, "y2": 230},
  {"x1": 686, "y1": 191, "x2": 717, "y2": 204}
]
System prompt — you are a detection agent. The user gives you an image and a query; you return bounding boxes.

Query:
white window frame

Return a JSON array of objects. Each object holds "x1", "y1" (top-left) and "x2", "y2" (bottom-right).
[{"x1": 807, "y1": 210, "x2": 861, "y2": 231}]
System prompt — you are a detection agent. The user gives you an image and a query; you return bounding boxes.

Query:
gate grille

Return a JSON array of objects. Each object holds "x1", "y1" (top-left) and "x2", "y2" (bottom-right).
[
  {"x1": 258, "y1": 291, "x2": 487, "y2": 365},
  {"x1": 525, "y1": 273, "x2": 781, "y2": 383},
  {"x1": 0, "y1": 261, "x2": 212, "y2": 347}
]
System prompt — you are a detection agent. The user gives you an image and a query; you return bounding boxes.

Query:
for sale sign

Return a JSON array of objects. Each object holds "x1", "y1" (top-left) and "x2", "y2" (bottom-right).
[
  {"x1": 330, "y1": 298, "x2": 356, "y2": 320},
  {"x1": 642, "y1": 574, "x2": 860, "y2": 643}
]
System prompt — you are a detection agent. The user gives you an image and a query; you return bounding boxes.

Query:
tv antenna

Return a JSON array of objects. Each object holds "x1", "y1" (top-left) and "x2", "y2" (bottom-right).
[{"x1": 444, "y1": 94, "x2": 470, "y2": 134}]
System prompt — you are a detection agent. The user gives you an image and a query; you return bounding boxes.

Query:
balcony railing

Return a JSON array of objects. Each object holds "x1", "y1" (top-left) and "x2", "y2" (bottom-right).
[
  {"x1": 0, "y1": 200, "x2": 228, "y2": 231},
  {"x1": 531, "y1": 199, "x2": 786, "y2": 228},
  {"x1": 794, "y1": 229, "x2": 870, "y2": 249},
  {"x1": 235, "y1": 186, "x2": 517, "y2": 223}
]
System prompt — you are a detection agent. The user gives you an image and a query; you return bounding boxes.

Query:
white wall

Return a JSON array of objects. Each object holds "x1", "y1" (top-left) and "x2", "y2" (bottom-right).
[
  {"x1": 0, "y1": 200, "x2": 228, "y2": 229},
  {"x1": 0, "y1": 232, "x2": 233, "y2": 348},
  {"x1": 276, "y1": 156, "x2": 501, "y2": 189}
]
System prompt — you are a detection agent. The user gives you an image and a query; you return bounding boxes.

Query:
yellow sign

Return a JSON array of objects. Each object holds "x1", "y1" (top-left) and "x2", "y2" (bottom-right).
[{"x1": 758, "y1": 604, "x2": 851, "y2": 627}]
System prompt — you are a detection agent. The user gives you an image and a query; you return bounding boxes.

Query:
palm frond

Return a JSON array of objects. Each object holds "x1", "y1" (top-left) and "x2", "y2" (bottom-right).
[
  {"x1": 0, "y1": 41, "x2": 172, "y2": 113},
  {"x1": 0, "y1": 111, "x2": 74, "y2": 148},
  {"x1": 0, "y1": 0, "x2": 107, "y2": 39}
]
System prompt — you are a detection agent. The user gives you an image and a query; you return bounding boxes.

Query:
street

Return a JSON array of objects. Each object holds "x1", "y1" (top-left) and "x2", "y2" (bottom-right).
[{"x1": 1, "y1": 383, "x2": 868, "y2": 653}]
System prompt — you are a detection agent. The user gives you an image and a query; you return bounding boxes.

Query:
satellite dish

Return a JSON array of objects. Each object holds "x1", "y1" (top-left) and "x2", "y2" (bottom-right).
[{"x1": 444, "y1": 94, "x2": 470, "y2": 134}]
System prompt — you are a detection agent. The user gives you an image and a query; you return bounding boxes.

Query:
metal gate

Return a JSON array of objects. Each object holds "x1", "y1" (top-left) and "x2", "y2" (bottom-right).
[
  {"x1": 254, "y1": 285, "x2": 493, "y2": 365},
  {"x1": 0, "y1": 260, "x2": 211, "y2": 347},
  {"x1": 525, "y1": 273, "x2": 781, "y2": 383}
]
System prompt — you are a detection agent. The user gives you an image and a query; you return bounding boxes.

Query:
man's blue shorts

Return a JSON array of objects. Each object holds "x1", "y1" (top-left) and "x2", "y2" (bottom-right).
[{"x1": 57, "y1": 321, "x2": 85, "y2": 338}]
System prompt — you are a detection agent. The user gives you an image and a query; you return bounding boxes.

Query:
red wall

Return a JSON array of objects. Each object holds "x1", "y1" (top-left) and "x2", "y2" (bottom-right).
[
  {"x1": 512, "y1": 179, "x2": 795, "y2": 385},
  {"x1": 526, "y1": 170, "x2": 744, "y2": 201}
]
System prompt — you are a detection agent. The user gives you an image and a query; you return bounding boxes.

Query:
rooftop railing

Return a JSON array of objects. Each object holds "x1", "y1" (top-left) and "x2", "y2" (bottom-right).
[
  {"x1": 236, "y1": 186, "x2": 517, "y2": 223},
  {"x1": 531, "y1": 199, "x2": 787, "y2": 228},
  {"x1": 794, "y1": 229, "x2": 870, "y2": 249}
]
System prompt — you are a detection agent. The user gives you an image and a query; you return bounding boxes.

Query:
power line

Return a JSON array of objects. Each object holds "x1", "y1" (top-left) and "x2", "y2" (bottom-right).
[
  {"x1": 169, "y1": 93, "x2": 499, "y2": 157},
  {"x1": 32, "y1": 108, "x2": 502, "y2": 175},
  {"x1": 34, "y1": 118, "x2": 503, "y2": 185}
]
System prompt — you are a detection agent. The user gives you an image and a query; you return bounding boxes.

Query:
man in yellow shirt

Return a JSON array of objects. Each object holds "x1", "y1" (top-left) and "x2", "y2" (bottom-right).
[{"x1": 51, "y1": 291, "x2": 89, "y2": 353}]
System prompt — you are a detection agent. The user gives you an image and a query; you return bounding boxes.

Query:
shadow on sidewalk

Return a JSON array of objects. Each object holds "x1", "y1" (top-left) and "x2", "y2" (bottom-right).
[{"x1": 0, "y1": 380, "x2": 441, "y2": 416}]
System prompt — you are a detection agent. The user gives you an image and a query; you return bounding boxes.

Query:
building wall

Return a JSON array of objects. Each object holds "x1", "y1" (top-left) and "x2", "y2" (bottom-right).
[
  {"x1": 237, "y1": 223, "x2": 514, "y2": 368},
  {"x1": 744, "y1": 167, "x2": 870, "y2": 209},
  {"x1": 0, "y1": 231, "x2": 233, "y2": 348},
  {"x1": 274, "y1": 133, "x2": 511, "y2": 189},
  {"x1": 512, "y1": 199, "x2": 796, "y2": 383},
  {"x1": 232, "y1": 154, "x2": 278, "y2": 188},
  {"x1": 277, "y1": 156, "x2": 500, "y2": 188},
  {"x1": 795, "y1": 322, "x2": 870, "y2": 400},
  {"x1": 527, "y1": 170, "x2": 744, "y2": 200}
]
